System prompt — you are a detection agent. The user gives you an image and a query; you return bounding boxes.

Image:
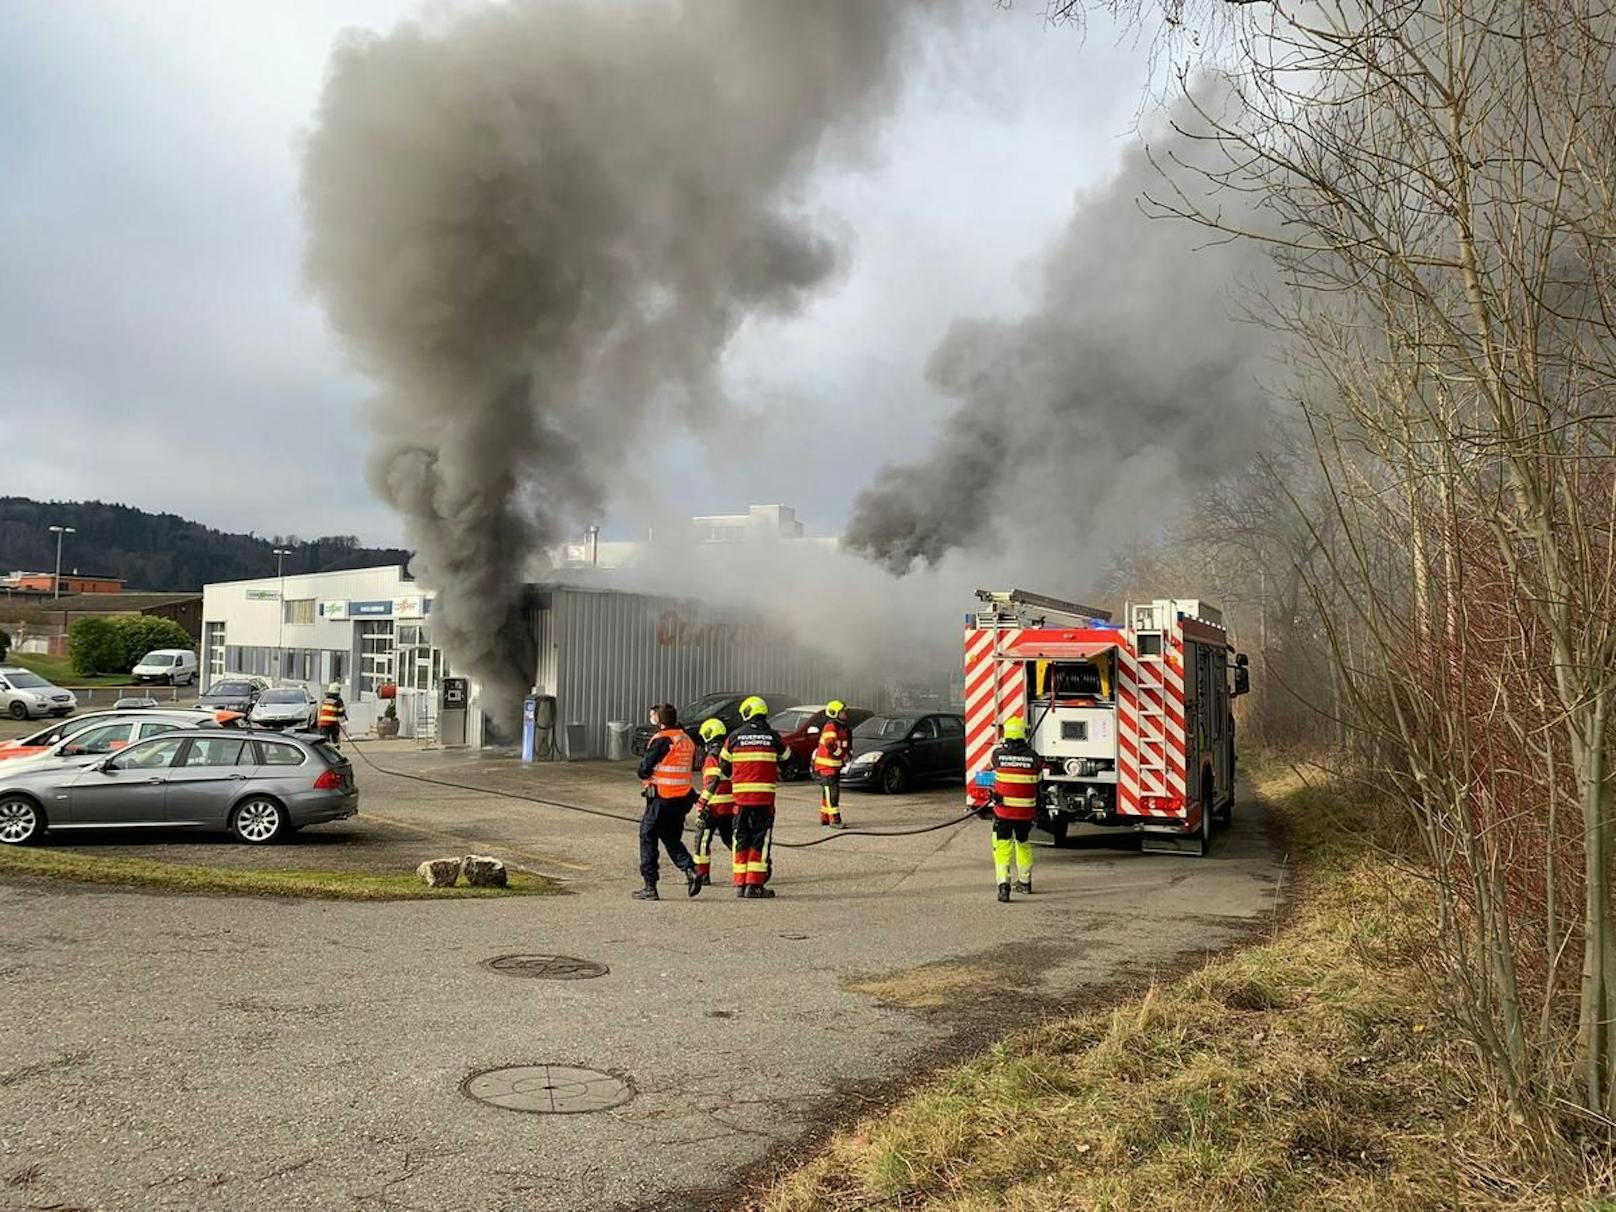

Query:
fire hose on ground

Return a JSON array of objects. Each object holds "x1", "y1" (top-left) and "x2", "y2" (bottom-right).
[{"x1": 339, "y1": 730, "x2": 978, "y2": 850}]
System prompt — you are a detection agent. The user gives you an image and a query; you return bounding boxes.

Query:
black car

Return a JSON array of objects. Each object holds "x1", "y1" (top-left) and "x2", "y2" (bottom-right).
[
  {"x1": 841, "y1": 712, "x2": 967, "y2": 795},
  {"x1": 629, "y1": 691, "x2": 803, "y2": 756},
  {"x1": 197, "y1": 678, "x2": 265, "y2": 717}
]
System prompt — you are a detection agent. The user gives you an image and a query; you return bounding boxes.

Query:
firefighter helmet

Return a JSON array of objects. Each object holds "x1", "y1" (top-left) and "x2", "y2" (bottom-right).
[
  {"x1": 1002, "y1": 716, "x2": 1028, "y2": 741},
  {"x1": 328, "y1": 682, "x2": 341, "y2": 695},
  {"x1": 699, "y1": 717, "x2": 727, "y2": 743},
  {"x1": 825, "y1": 699, "x2": 846, "y2": 718},
  {"x1": 739, "y1": 695, "x2": 769, "y2": 720}
]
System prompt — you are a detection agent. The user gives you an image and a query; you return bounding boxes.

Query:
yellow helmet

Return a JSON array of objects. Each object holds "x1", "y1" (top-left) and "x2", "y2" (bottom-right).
[
  {"x1": 699, "y1": 717, "x2": 727, "y2": 743},
  {"x1": 739, "y1": 695, "x2": 769, "y2": 720},
  {"x1": 1002, "y1": 716, "x2": 1028, "y2": 741},
  {"x1": 825, "y1": 699, "x2": 846, "y2": 718}
]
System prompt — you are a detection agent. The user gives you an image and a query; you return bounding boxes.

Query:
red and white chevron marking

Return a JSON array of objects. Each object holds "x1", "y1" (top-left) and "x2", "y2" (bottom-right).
[
  {"x1": 1114, "y1": 644, "x2": 1141, "y2": 816},
  {"x1": 964, "y1": 624, "x2": 1023, "y2": 789},
  {"x1": 1165, "y1": 628, "x2": 1187, "y2": 806}
]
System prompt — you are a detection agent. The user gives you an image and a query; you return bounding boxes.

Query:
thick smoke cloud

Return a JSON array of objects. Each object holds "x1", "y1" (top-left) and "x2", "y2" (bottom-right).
[
  {"x1": 845, "y1": 97, "x2": 1274, "y2": 573},
  {"x1": 302, "y1": 0, "x2": 919, "y2": 722}
]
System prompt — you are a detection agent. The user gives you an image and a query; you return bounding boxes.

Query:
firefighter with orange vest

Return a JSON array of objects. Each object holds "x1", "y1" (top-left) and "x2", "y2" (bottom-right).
[
  {"x1": 318, "y1": 682, "x2": 346, "y2": 745},
  {"x1": 718, "y1": 695, "x2": 786, "y2": 898},
  {"x1": 633, "y1": 703, "x2": 703, "y2": 900},
  {"x1": 691, "y1": 717, "x2": 735, "y2": 886},
  {"x1": 985, "y1": 716, "x2": 1042, "y2": 902},
  {"x1": 811, "y1": 699, "x2": 852, "y2": 828}
]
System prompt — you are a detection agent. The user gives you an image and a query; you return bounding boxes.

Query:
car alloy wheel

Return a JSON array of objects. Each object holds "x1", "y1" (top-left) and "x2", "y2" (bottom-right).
[
  {"x1": 7, "y1": 701, "x2": 27, "y2": 721},
  {"x1": 233, "y1": 797, "x2": 285, "y2": 845},
  {"x1": 0, "y1": 796, "x2": 41, "y2": 845},
  {"x1": 881, "y1": 762, "x2": 909, "y2": 795}
]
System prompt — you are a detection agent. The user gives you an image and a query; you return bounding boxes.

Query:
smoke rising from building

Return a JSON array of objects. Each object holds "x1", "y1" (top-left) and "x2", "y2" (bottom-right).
[
  {"x1": 301, "y1": 0, "x2": 922, "y2": 722},
  {"x1": 844, "y1": 97, "x2": 1275, "y2": 574}
]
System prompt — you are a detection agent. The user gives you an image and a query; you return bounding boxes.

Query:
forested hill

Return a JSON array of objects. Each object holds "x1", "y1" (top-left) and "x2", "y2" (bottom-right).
[{"x1": 0, "y1": 498, "x2": 411, "y2": 591}]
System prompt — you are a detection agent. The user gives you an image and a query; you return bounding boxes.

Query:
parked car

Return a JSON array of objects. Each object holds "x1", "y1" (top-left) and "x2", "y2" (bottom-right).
[
  {"x1": 198, "y1": 678, "x2": 266, "y2": 717},
  {"x1": 770, "y1": 704, "x2": 876, "y2": 781},
  {"x1": 0, "y1": 666, "x2": 77, "y2": 721},
  {"x1": 250, "y1": 687, "x2": 318, "y2": 730},
  {"x1": 1, "y1": 711, "x2": 134, "y2": 763},
  {"x1": 113, "y1": 697, "x2": 161, "y2": 710},
  {"x1": 0, "y1": 710, "x2": 223, "y2": 774},
  {"x1": 841, "y1": 712, "x2": 968, "y2": 795},
  {"x1": 131, "y1": 649, "x2": 199, "y2": 686},
  {"x1": 630, "y1": 691, "x2": 804, "y2": 755},
  {"x1": 0, "y1": 727, "x2": 359, "y2": 847}
]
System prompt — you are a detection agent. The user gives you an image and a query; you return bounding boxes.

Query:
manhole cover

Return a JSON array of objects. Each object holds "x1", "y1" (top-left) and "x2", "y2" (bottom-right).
[
  {"x1": 480, "y1": 954, "x2": 609, "y2": 980},
  {"x1": 461, "y1": 1065, "x2": 634, "y2": 1115}
]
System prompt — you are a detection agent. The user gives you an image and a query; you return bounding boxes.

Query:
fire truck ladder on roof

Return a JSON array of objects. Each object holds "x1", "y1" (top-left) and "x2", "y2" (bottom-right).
[{"x1": 973, "y1": 589, "x2": 1112, "y2": 626}]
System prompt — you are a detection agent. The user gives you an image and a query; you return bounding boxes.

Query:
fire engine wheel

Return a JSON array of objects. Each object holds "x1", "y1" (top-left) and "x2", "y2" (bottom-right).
[{"x1": 1199, "y1": 775, "x2": 1214, "y2": 847}]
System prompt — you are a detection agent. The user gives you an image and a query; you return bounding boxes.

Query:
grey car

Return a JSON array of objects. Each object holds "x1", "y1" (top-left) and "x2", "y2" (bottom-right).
[
  {"x1": 0, "y1": 728, "x2": 359, "y2": 847},
  {"x1": 250, "y1": 687, "x2": 318, "y2": 730}
]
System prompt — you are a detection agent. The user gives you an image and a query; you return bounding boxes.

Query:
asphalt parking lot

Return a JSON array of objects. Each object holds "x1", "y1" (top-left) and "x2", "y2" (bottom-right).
[{"x1": 0, "y1": 743, "x2": 1284, "y2": 1211}]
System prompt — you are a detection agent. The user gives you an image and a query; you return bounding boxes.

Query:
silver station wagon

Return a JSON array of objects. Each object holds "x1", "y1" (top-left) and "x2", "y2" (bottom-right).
[{"x1": 0, "y1": 728, "x2": 359, "y2": 846}]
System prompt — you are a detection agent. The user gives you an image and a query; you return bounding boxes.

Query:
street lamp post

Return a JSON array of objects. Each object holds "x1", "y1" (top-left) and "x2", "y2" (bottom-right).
[
  {"x1": 48, "y1": 525, "x2": 76, "y2": 600},
  {"x1": 272, "y1": 548, "x2": 292, "y2": 685}
]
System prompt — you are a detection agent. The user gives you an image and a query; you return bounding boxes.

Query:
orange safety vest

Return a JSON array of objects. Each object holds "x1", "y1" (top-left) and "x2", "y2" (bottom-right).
[
  {"x1": 318, "y1": 696, "x2": 344, "y2": 727},
  {"x1": 992, "y1": 743, "x2": 1040, "y2": 822},
  {"x1": 643, "y1": 728, "x2": 696, "y2": 798},
  {"x1": 699, "y1": 747, "x2": 735, "y2": 817},
  {"x1": 812, "y1": 718, "x2": 850, "y2": 776}
]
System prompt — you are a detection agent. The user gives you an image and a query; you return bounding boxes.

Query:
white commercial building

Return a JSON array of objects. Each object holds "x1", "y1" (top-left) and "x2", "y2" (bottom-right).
[{"x1": 202, "y1": 565, "x2": 896, "y2": 754}]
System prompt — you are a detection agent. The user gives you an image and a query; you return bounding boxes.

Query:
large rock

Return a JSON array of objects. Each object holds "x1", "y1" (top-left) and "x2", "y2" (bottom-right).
[
  {"x1": 416, "y1": 858, "x2": 462, "y2": 887},
  {"x1": 462, "y1": 855, "x2": 508, "y2": 888}
]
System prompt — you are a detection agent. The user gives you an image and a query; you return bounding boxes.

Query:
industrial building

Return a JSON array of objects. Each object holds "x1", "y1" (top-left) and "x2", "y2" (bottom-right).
[{"x1": 201, "y1": 565, "x2": 881, "y2": 753}]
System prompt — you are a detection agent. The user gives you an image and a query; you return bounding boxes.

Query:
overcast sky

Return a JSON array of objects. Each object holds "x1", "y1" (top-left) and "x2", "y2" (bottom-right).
[{"x1": 1, "y1": 1, "x2": 1149, "y2": 546}]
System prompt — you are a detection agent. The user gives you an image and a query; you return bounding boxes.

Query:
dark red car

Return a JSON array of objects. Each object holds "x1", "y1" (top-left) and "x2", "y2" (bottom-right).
[{"x1": 769, "y1": 703, "x2": 875, "y2": 781}]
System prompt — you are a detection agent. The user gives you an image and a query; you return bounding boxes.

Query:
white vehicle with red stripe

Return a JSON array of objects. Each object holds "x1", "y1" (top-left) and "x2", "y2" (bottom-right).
[{"x1": 964, "y1": 590, "x2": 1250, "y2": 856}]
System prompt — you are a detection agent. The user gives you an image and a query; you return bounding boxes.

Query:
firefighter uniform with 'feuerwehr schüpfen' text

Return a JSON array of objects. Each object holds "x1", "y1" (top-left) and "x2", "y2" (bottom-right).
[
  {"x1": 987, "y1": 716, "x2": 1042, "y2": 903},
  {"x1": 692, "y1": 718, "x2": 735, "y2": 886},
  {"x1": 633, "y1": 705, "x2": 703, "y2": 901},
  {"x1": 720, "y1": 697, "x2": 785, "y2": 898}
]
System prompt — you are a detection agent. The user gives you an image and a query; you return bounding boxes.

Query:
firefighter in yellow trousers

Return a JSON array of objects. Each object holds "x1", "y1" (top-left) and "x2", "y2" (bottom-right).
[
  {"x1": 811, "y1": 699, "x2": 851, "y2": 828},
  {"x1": 985, "y1": 716, "x2": 1041, "y2": 903}
]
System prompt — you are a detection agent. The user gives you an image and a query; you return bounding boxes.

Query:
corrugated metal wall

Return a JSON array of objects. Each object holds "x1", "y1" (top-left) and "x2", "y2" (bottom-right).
[{"x1": 534, "y1": 585, "x2": 887, "y2": 757}]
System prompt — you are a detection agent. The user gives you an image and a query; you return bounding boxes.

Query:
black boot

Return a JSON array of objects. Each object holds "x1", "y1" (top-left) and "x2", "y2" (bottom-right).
[
  {"x1": 997, "y1": 882, "x2": 1011, "y2": 903},
  {"x1": 1016, "y1": 880, "x2": 1032, "y2": 895},
  {"x1": 686, "y1": 869, "x2": 703, "y2": 898},
  {"x1": 753, "y1": 886, "x2": 776, "y2": 899},
  {"x1": 736, "y1": 884, "x2": 749, "y2": 898},
  {"x1": 632, "y1": 884, "x2": 660, "y2": 901}
]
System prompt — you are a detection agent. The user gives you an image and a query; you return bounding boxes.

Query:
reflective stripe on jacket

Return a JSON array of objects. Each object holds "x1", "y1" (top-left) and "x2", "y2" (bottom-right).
[
  {"x1": 720, "y1": 719, "x2": 785, "y2": 808},
  {"x1": 699, "y1": 747, "x2": 735, "y2": 816},
  {"x1": 644, "y1": 728, "x2": 695, "y2": 797},
  {"x1": 991, "y1": 741, "x2": 1041, "y2": 822},
  {"x1": 318, "y1": 696, "x2": 344, "y2": 727},
  {"x1": 812, "y1": 718, "x2": 850, "y2": 775}
]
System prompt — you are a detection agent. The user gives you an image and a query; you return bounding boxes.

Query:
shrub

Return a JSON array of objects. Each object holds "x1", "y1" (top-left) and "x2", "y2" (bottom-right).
[
  {"x1": 68, "y1": 617, "x2": 123, "y2": 676},
  {"x1": 113, "y1": 615, "x2": 193, "y2": 671}
]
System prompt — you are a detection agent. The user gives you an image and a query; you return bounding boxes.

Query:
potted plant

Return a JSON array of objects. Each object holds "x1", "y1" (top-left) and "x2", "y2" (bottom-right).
[{"x1": 376, "y1": 697, "x2": 401, "y2": 739}]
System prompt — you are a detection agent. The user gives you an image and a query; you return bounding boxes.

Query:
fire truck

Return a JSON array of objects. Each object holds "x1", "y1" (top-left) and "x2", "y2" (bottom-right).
[{"x1": 964, "y1": 589, "x2": 1250, "y2": 856}]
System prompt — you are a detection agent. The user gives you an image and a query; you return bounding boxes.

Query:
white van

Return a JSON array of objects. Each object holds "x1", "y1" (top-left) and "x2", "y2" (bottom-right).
[{"x1": 131, "y1": 649, "x2": 199, "y2": 686}]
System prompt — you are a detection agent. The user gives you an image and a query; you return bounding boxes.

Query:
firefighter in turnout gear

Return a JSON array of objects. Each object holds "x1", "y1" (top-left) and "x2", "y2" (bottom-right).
[
  {"x1": 718, "y1": 695, "x2": 786, "y2": 898},
  {"x1": 318, "y1": 683, "x2": 346, "y2": 745},
  {"x1": 633, "y1": 704, "x2": 703, "y2": 901},
  {"x1": 987, "y1": 716, "x2": 1042, "y2": 903},
  {"x1": 812, "y1": 699, "x2": 851, "y2": 828},
  {"x1": 691, "y1": 717, "x2": 735, "y2": 886}
]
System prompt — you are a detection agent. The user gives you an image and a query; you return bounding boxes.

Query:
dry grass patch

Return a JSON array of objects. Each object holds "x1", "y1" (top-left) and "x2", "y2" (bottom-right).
[
  {"x1": 754, "y1": 761, "x2": 1574, "y2": 1211},
  {"x1": 0, "y1": 846, "x2": 559, "y2": 900},
  {"x1": 844, "y1": 962, "x2": 1007, "y2": 1010}
]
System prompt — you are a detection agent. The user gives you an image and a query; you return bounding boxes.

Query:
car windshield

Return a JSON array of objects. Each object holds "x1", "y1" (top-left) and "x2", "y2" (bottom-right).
[
  {"x1": 144, "y1": 655, "x2": 175, "y2": 666},
  {"x1": 260, "y1": 690, "x2": 306, "y2": 704},
  {"x1": 854, "y1": 716, "x2": 920, "y2": 741},
  {"x1": 5, "y1": 671, "x2": 50, "y2": 689},
  {"x1": 209, "y1": 682, "x2": 255, "y2": 697},
  {"x1": 678, "y1": 693, "x2": 734, "y2": 721},
  {"x1": 769, "y1": 708, "x2": 819, "y2": 732}
]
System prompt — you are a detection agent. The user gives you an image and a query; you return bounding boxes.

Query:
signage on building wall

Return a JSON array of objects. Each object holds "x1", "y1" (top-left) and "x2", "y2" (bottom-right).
[
  {"x1": 245, "y1": 589, "x2": 281, "y2": 601},
  {"x1": 349, "y1": 600, "x2": 392, "y2": 617},
  {"x1": 655, "y1": 609, "x2": 780, "y2": 649},
  {"x1": 394, "y1": 595, "x2": 425, "y2": 619},
  {"x1": 320, "y1": 601, "x2": 348, "y2": 620}
]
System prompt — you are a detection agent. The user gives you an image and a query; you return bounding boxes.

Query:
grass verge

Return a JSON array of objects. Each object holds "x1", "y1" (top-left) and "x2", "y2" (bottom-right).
[
  {"x1": 754, "y1": 756, "x2": 1563, "y2": 1211},
  {"x1": 7, "y1": 652, "x2": 132, "y2": 689},
  {"x1": 0, "y1": 846, "x2": 559, "y2": 900}
]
